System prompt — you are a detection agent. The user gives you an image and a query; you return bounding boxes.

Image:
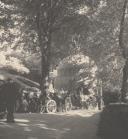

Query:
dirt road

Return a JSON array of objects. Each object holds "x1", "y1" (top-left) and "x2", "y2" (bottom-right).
[{"x1": 0, "y1": 110, "x2": 101, "y2": 139}]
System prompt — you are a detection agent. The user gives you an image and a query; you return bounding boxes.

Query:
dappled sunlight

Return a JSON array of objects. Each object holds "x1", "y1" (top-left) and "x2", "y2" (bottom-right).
[
  {"x1": 35, "y1": 123, "x2": 70, "y2": 134},
  {"x1": 53, "y1": 109, "x2": 100, "y2": 118},
  {"x1": 27, "y1": 137, "x2": 38, "y2": 139},
  {"x1": 38, "y1": 126, "x2": 57, "y2": 131},
  {"x1": 15, "y1": 119, "x2": 30, "y2": 123},
  {"x1": 16, "y1": 123, "x2": 32, "y2": 132},
  {"x1": 37, "y1": 120, "x2": 47, "y2": 123},
  {"x1": 0, "y1": 111, "x2": 101, "y2": 139},
  {"x1": 0, "y1": 120, "x2": 14, "y2": 128},
  {"x1": 16, "y1": 123, "x2": 28, "y2": 126},
  {"x1": 0, "y1": 115, "x2": 71, "y2": 139},
  {"x1": 23, "y1": 126, "x2": 32, "y2": 132},
  {"x1": 0, "y1": 118, "x2": 30, "y2": 129},
  {"x1": 35, "y1": 123, "x2": 54, "y2": 130}
]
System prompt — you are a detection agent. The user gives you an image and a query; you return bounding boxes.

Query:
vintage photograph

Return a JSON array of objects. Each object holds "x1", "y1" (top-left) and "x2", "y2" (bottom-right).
[{"x1": 0, "y1": 0, "x2": 128, "y2": 139}]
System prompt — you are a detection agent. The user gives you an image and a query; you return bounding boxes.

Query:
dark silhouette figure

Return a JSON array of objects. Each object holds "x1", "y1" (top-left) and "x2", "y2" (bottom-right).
[
  {"x1": 1, "y1": 79, "x2": 18, "y2": 122},
  {"x1": 0, "y1": 80, "x2": 6, "y2": 118}
]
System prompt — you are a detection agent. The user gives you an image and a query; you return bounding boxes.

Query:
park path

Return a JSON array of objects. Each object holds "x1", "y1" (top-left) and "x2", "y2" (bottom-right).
[{"x1": 0, "y1": 109, "x2": 101, "y2": 139}]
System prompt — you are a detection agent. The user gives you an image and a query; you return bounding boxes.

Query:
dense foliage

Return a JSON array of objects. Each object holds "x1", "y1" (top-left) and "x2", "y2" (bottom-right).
[{"x1": 0, "y1": 0, "x2": 128, "y2": 100}]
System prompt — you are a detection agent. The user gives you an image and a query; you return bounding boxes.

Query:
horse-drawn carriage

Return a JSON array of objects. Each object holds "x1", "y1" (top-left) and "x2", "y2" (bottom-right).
[
  {"x1": 40, "y1": 90, "x2": 72, "y2": 113},
  {"x1": 0, "y1": 71, "x2": 73, "y2": 115}
]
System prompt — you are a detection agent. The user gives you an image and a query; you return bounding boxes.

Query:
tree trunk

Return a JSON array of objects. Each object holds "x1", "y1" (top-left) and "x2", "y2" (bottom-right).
[
  {"x1": 121, "y1": 59, "x2": 128, "y2": 102},
  {"x1": 40, "y1": 33, "x2": 51, "y2": 98},
  {"x1": 119, "y1": 0, "x2": 128, "y2": 102},
  {"x1": 36, "y1": 4, "x2": 52, "y2": 100},
  {"x1": 97, "y1": 79, "x2": 102, "y2": 110}
]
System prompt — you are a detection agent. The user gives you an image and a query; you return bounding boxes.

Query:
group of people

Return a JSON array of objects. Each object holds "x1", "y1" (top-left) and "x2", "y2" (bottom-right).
[
  {"x1": 0, "y1": 78, "x2": 101, "y2": 123},
  {"x1": 0, "y1": 79, "x2": 42, "y2": 122},
  {"x1": 54, "y1": 89, "x2": 71, "y2": 112},
  {"x1": 71, "y1": 86, "x2": 100, "y2": 110},
  {"x1": 16, "y1": 91, "x2": 41, "y2": 113}
]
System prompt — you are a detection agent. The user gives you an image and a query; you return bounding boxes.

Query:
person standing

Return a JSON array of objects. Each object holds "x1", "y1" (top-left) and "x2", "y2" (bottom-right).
[
  {"x1": 0, "y1": 80, "x2": 6, "y2": 118},
  {"x1": 1, "y1": 79, "x2": 19, "y2": 122}
]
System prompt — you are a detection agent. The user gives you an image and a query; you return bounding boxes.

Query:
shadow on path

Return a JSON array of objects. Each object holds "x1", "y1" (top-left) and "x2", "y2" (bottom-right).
[{"x1": 0, "y1": 110, "x2": 101, "y2": 139}]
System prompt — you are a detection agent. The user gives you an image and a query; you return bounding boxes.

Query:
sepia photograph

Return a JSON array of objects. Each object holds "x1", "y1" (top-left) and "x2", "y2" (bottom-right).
[{"x1": 0, "y1": 0, "x2": 128, "y2": 139}]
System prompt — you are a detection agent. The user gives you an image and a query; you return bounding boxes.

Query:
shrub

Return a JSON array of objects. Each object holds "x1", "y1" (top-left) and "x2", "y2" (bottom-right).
[{"x1": 103, "y1": 90, "x2": 120, "y2": 106}]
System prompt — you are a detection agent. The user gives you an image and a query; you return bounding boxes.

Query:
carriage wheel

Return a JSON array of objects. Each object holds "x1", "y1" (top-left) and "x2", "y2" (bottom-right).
[{"x1": 46, "y1": 100, "x2": 57, "y2": 113}]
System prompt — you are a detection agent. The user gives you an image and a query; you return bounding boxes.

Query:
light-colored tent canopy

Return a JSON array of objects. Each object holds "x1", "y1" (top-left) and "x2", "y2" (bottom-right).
[{"x1": 0, "y1": 70, "x2": 40, "y2": 89}]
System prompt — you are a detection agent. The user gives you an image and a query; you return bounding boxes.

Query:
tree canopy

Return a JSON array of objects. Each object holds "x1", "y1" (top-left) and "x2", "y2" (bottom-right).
[{"x1": 0, "y1": 0, "x2": 128, "y2": 99}]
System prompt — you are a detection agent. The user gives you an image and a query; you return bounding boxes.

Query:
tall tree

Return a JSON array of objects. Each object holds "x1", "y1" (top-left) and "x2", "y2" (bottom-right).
[
  {"x1": 23, "y1": 0, "x2": 100, "y2": 97},
  {"x1": 35, "y1": 0, "x2": 64, "y2": 97},
  {"x1": 0, "y1": 0, "x2": 101, "y2": 98},
  {"x1": 119, "y1": 0, "x2": 128, "y2": 101}
]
